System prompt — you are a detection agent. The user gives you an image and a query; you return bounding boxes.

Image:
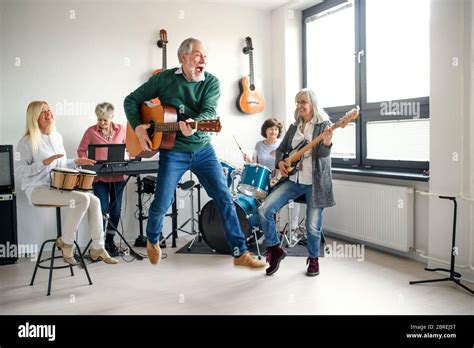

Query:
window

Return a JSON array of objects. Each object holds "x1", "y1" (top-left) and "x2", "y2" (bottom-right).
[
  {"x1": 306, "y1": 1, "x2": 355, "y2": 107},
  {"x1": 303, "y1": 0, "x2": 430, "y2": 175},
  {"x1": 331, "y1": 122, "x2": 357, "y2": 159}
]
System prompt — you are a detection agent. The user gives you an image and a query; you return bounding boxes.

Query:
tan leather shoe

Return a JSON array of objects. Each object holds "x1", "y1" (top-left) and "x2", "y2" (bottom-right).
[
  {"x1": 90, "y1": 248, "x2": 118, "y2": 264},
  {"x1": 234, "y1": 251, "x2": 266, "y2": 269},
  {"x1": 56, "y1": 237, "x2": 78, "y2": 265},
  {"x1": 146, "y1": 240, "x2": 161, "y2": 265}
]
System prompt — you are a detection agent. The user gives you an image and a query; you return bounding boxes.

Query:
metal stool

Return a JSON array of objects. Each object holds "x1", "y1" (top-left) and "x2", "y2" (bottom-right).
[
  {"x1": 30, "y1": 204, "x2": 92, "y2": 296},
  {"x1": 280, "y1": 195, "x2": 327, "y2": 250}
]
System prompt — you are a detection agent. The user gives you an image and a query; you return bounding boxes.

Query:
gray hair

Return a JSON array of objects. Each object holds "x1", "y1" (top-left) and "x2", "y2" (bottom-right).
[
  {"x1": 95, "y1": 102, "x2": 114, "y2": 119},
  {"x1": 294, "y1": 88, "x2": 329, "y2": 124},
  {"x1": 177, "y1": 38, "x2": 201, "y2": 63}
]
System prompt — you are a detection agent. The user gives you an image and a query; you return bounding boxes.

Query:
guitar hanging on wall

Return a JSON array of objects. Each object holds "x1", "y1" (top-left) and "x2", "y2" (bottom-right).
[
  {"x1": 236, "y1": 37, "x2": 265, "y2": 114},
  {"x1": 152, "y1": 29, "x2": 168, "y2": 75}
]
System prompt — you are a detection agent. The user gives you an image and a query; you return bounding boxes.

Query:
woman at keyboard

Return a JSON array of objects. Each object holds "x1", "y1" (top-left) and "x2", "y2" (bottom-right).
[{"x1": 77, "y1": 102, "x2": 126, "y2": 257}]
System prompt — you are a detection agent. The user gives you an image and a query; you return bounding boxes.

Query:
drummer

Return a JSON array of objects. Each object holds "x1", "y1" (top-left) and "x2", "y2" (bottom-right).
[
  {"x1": 243, "y1": 118, "x2": 283, "y2": 169},
  {"x1": 77, "y1": 102, "x2": 126, "y2": 257},
  {"x1": 243, "y1": 118, "x2": 300, "y2": 230},
  {"x1": 15, "y1": 101, "x2": 118, "y2": 265}
]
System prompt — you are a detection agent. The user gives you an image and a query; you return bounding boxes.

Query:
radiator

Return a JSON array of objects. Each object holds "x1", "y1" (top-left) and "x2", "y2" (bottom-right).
[{"x1": 323, "y1": 180, "x2": 414, "y2": 252}]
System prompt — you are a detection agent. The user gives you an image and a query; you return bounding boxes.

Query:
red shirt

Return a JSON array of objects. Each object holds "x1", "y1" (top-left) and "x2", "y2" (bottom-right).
[{"x1": 77, "y1": 122, "x2": 126, "y2": 182}]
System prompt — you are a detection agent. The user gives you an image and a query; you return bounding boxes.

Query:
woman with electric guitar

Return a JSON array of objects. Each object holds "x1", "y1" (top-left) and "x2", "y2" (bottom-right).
[{"x1": 258, "y1": 88, "x2": 359, "y2": 277}]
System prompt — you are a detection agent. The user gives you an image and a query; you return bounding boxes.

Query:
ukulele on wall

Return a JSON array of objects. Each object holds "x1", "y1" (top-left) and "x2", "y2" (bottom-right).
[
  {"x1": 152, "y1": 29, "x2": 168, "y2": 75},
  {"x1": 236, "y1": 37, "x2": 265, "y2": 114}
]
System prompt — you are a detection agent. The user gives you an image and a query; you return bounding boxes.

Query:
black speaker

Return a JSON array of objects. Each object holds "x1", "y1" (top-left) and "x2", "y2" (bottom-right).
[
  {"x1": 0, "y1": 193, "x2": 18, "y2": 265},
  {"x1": 0, "y1": 145, "x2": 18, "y2": 265},
  {"x1": 0, "y1": 145, "x2": 14, "y2": 192}
]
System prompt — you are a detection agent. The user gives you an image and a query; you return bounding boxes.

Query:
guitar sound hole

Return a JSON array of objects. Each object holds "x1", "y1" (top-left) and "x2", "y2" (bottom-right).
[
  {"x1": 147, "y1": 122, "x2": 155, "y2": 137},
  {"x1": 250, "y1": 85, "x2": 255, "y2": 91}
]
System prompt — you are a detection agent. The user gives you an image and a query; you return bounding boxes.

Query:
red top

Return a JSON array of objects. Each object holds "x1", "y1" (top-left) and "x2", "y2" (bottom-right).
[{"x1": 77, "y1": 122, "x2": 126, "y2": 182}]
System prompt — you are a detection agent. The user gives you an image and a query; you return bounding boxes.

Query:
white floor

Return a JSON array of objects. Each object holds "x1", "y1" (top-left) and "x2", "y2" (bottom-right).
[{"x1": 0, "y1": 236, "x2": 473, "y2": 315}]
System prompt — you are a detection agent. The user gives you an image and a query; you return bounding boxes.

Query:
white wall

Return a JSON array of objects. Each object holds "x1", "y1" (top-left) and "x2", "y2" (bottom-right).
[
  {"x1": 428, "y1": 0, "x2": 474, "y2": 282},
  {"x1": 2, "y1": 0, "x2": 273, "y2": 247},
  {"x1": 271, "y1": 1, "x2": 310, "y2": 128},
  {"x1": 471, "y1": 0, "x2": 474, "y2": 282}
]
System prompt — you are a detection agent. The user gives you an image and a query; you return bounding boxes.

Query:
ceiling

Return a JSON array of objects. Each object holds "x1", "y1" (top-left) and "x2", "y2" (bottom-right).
[{"x1": 202, "y1": 0, "x2": 322, "y2": 11}]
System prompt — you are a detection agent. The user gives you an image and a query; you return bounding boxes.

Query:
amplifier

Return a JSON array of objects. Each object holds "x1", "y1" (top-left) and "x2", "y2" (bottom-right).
[
  {"x1": 0, "y1": 193, "x2": 18, "y2": 265},
  {"x1": 0, "y1": 145, "x2": 14, "y2": 192}
]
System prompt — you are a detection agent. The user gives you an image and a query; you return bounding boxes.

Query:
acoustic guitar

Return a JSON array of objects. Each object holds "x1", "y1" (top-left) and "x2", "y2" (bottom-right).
[
  {"x1": 152, "y1": 29, "x2": 168, "y2": 75},
  {"x1": 236, "y1": 37, "x2": 265, "y2": 114},
  {"x1": 126, "y1": 101, "x2": 222, "y2": 158},
  {"x1": 269, "y1": 106, "x2": 360, "y2": 187}
]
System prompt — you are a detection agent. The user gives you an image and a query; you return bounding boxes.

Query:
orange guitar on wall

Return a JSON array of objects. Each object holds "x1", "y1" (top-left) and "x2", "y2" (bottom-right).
[
  {"x1": 236, "y1": 37, "x2": 265, "y2": 114},
  {"x1": 126, "y1": 102, "x2": 222, "y2": 158}
]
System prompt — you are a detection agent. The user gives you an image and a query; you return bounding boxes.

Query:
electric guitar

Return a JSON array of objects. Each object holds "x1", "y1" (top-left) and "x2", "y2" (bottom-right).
[
  {"x1": 126, "y1": 101, "x2": 222, "y2": 158},
  {"x1": 152, "y1": 29, "x2": 168, "y2": 75},
  {"x1": 236, "y1": 37, "x2": 265, "y2": 114},
  {"x1": 269, "y1": 106, "x2": 360, "y2": 187}
]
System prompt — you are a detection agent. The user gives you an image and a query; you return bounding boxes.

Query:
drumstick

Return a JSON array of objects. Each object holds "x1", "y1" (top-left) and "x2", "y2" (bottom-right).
[{"x1": 232, "y1": 135, "x2": 245, "y2": 157}]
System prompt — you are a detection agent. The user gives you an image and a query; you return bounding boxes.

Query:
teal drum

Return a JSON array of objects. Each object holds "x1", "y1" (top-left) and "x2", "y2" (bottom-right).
[
  {"x1": 238, "y1": 163, "x2": 271, "y2": 199},
  {"x1": 220, "y1": 160, "x2": 235, "y2": 188}
]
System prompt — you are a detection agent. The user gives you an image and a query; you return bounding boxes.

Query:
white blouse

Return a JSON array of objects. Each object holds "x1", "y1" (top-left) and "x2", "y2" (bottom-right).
[
  {"x1": 15, "y1": 131, "x2": 75, "y2": 203},
  {"x1": 290, "y1": 117, "x2": 316, "y2": 186}
]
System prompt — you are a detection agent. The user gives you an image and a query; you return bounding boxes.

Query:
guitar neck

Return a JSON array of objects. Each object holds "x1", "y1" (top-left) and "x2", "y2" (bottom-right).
[
  {"x1": 152, "y1": 121, "x2": 193, "y2": 133},
  {"x1": 249, "y1": 51, "x2": 255, "y2": 87},
  {"x1": 288, "y1": 122, "x2": 341, "y2": 163},
  {"x1": 163, "y1": 45, "x2": 167, "y2": 70}
]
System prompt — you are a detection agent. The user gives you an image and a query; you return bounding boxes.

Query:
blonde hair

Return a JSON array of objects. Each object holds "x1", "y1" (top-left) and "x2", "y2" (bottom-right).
[
  {"x1": 294, "y1": 88, "x2": 329, "y2": 124},
  {"x1": 95, "y1": 102, "x2": 114, "y2": 120},
  {"x1": 25, "y1": 101, "x2": 55, "y2": 154}
]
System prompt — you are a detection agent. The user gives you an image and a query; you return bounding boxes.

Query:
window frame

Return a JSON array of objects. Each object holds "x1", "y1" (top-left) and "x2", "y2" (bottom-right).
[{"x1": 302, "y1": 0, "x2": 430, "y2": 175}]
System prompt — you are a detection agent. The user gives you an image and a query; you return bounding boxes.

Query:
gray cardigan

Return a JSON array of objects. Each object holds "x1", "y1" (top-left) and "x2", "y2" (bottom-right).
[{"x1": 275, "y1": 120, "x2": 336, "y2": 209}]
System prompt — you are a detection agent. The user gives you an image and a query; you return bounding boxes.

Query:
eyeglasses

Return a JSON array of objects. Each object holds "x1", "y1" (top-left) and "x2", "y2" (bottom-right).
[
  {"x1": 40, "y1": 109, "x2": 52, "y2": 116},
  {"x1": 295, "y1": 100, "x2": 310, "y2": 106}
]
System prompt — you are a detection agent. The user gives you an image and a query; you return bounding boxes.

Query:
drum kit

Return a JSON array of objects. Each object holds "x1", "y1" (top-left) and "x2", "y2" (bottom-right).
[
  {"x1": 50, "y1": 168, "x2": 97, "y2": 191},
  {"x1": 199, "y1": 161, "x2": 272, "y2": 254}
]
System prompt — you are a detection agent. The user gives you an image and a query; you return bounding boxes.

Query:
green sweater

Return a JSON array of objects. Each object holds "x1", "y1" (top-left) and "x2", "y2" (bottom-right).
[{"x1": 123, "y1": 68, "x2": 220, "y2": 152}]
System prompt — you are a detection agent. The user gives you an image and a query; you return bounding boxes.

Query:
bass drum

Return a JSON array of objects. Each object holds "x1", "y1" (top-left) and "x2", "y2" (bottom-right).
[{"x1": 199, "y1": 195, "x2": 261, "y2": 254}]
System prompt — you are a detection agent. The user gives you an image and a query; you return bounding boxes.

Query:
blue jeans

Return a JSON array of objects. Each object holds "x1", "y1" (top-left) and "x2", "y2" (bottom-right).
[
  {"x1": 147, "y1": 145, "x2": 248, "y2": 256},
  {"x1": 258, "y1": 180, "x2": 324, "y2": 258},
  {"x1": 93, "y1": 180, "x2": 126, "y2": 234}
]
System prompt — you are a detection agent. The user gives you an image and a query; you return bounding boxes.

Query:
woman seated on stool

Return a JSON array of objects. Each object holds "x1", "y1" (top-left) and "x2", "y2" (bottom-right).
[
  {"x1": 258, "y1": 89, "x2": 335, "y2": 277},
  {"x1": 243, "y1": 118, "x2": 300, "y2": 231},
  {"x1": 15, "y1": 101, "x2": 118, "y2": 265},
  {"x1": 77, "y1": 102, "x2": 126, "y2": 257}
]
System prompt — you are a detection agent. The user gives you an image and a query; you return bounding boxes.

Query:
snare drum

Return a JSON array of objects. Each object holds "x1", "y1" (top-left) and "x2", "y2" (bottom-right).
[
  {"x1": 76, "y1": 169, "x2": 97, "y2": 191},
  {"x1": 220, "y1": 160, "x2": 235, "y2": 188},
  {"x1": 199, "y1": 194, "x2": 261, "y2": 254},
  {"x1": 238, "y1": 163, "x2": 271, "y2": 199},
  {"x1": 51, "y1": 168, "x2": 80, "y2": 191}
]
